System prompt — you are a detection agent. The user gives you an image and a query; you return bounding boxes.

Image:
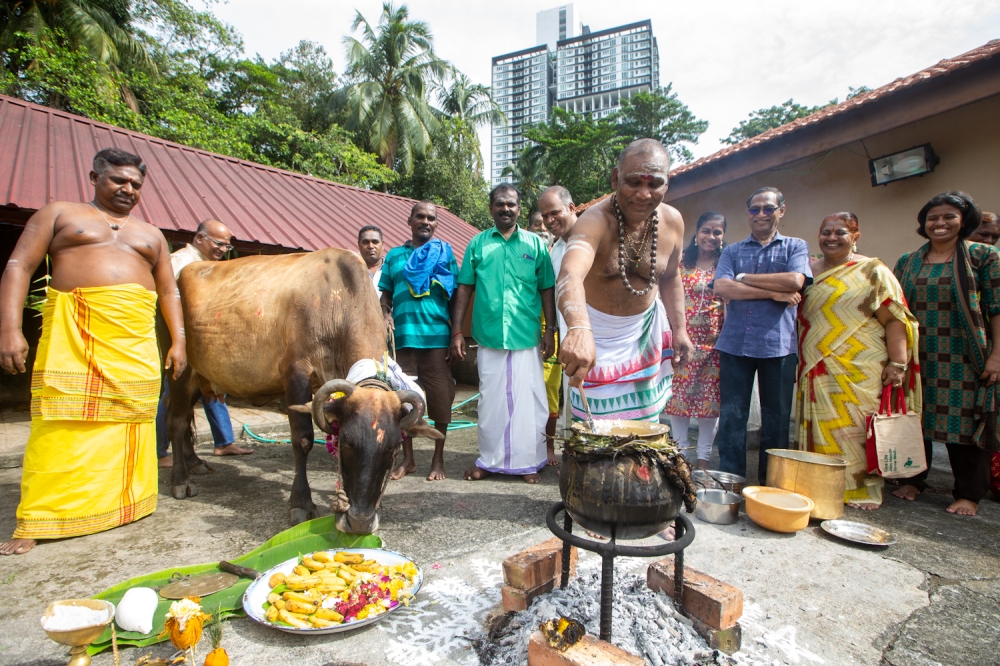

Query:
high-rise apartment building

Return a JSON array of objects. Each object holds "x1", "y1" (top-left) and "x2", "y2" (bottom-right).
[
  {"x1": 490, "y1": 46, "x2": 552, "y2": 186},
  {"x1": 490, "y1": 6, "x2": 659, "y2": 187},
  {"x1": 555, "y1": 21, "x2": 659, "y2": 119}
]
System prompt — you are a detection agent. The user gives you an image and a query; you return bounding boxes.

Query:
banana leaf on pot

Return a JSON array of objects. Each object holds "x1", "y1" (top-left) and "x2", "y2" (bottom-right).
[{"x1": 559, "y1": 424, "x2": 698, "y2": 539}]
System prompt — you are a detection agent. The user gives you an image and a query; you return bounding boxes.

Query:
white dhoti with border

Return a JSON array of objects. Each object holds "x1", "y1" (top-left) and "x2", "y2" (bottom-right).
[
  {"x1": 569, "y1": 300, "x2": 674, "y2": 422},
  {"x1": 476, "y1": 346, "x2": 548, "y2": 474}
]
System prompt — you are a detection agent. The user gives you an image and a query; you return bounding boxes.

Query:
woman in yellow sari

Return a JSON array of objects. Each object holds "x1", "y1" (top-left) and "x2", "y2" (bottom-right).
[{"x1": 795, "y1": 213, "x2": 921, "y2": 509}]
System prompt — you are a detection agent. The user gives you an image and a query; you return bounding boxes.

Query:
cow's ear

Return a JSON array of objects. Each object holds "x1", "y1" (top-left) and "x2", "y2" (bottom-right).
[
  {"x1": 405, "y1": 420, "x2": 445, "y2": 441},
  {"x1": 288, "y1": 402, "x2": 312, "y2": 414}
]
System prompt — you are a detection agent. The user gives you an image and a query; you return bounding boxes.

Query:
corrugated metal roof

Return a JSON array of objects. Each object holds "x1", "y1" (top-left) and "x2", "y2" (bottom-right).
[
  {"x1": 670, "y1": 39, "x2": 1000, "y2": 179},
  {"x1": 0, "y1": 94, "x2": 480, "y2": 257}
]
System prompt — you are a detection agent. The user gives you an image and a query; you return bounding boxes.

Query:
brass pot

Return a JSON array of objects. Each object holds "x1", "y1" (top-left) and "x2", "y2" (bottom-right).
[
  {"x1": 41, "y1": 599, "x2": 114, "y2": 666},
  {"x1": 765, "y1": 449, "x2": 846, "y2": 519}
]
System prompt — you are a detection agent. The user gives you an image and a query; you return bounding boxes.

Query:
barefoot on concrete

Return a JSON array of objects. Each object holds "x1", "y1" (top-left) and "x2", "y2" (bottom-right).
[
  {"x1": 946, "y1": 498, "x2": 978, "y2": 516},
  {"x1": 214, "y1": 442, "x2": 253, "y2": 456},
  {"x1": 848, "y1": 502, "x2": 880, "y2": 511},
  {"x1": 157, "y1": 455, "x2": 173, "y2": 468},
  {"x1": 464, "y1": 466, "x2": 492, "y2": 480},
  {"x1": 546, "y1": 444, "x2": 560, "y2": 467},
  {"x1": 523, "y1": 473, "x2": 541, "y2": 484},
  {"x1": 391, "y1": 439, "x2": 417, "y2": 480},
  {"x1": 425, "y1": 439, "x2": 447, "y2": 481},
  {"x1": 892, "y1": 484, "x2": 921, "y2": 501},
  {"x1": 0, "y1": 538, "x2": 36, "y2": 555}
]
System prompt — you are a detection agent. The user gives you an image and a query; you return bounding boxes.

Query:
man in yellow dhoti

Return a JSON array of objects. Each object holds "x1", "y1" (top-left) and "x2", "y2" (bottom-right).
[{"x1": 0, "y1": 148, "x2": 186, "y2": 555}]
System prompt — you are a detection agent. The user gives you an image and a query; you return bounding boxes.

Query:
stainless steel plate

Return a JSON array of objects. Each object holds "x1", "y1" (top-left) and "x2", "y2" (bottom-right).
[
  {"x1": 820, "y1": 520, "x2": 896, "y2": 546},
  {"x1": 243, "y1": 548, "x2": 422, "y2": 635}
]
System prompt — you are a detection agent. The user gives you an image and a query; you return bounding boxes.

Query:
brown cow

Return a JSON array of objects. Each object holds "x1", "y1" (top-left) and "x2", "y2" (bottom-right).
[{"x1": 162, "y1": 248, "x2": 443, "y2": 532}]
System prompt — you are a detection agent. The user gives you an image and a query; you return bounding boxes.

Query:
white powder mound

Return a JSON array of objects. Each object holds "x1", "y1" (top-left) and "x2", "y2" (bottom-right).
[{"x1": 41, "y1": 604, "x2": 110, "y2": 632}]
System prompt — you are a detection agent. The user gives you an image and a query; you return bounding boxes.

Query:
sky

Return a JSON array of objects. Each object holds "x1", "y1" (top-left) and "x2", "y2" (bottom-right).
[{"x1": 212, "y1": 0, "x2": 1000, "y2": 169}]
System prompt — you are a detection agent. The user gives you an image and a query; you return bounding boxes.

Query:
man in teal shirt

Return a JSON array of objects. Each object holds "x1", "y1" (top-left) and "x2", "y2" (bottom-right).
[
  {"x1": 380, "y1": 201, "x2": 459, "y2": 481},
  {"x1": 450, "y1": 185, "x2": 556, "y2": 483}
]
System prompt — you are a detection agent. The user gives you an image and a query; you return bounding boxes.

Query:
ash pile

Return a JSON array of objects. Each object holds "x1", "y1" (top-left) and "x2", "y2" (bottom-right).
[{"x1": 472, "y1": 563, "x2": 723, "y2": 666}]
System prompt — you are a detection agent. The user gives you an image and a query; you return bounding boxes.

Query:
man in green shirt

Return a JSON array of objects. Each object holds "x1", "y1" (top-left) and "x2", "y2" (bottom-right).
[
  {"x1": 379, "y1": 201, "x2": 458, "y2": 481},
  {"x1": 450, "y1": 185, "x2": 556, "y2": 483}
]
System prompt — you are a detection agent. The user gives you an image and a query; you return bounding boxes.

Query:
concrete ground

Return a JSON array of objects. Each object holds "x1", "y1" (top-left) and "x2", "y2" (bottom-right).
[{"x1": 0, "y1": 397, "x2": 997, "y2": 666}]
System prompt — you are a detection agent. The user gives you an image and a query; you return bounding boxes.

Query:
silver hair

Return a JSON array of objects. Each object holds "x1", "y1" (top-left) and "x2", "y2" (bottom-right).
[{"x1": 540, "y1": 185, "x2": 573, "y2": 208}]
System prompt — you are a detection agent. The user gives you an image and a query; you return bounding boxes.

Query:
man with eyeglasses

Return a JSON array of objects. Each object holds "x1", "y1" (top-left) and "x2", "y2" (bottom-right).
[
  {"x1": 712, "y1": 187, "x2": 812, "y2": 483},
  {"x1": 156, "y1": 219, "x2": 252, "y2": 467}
]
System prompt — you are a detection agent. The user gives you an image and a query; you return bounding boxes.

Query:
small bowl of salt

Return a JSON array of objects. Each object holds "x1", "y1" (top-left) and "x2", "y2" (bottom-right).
[{"x1": 40, "y1": 599, "x2": 114, "y2": 666}]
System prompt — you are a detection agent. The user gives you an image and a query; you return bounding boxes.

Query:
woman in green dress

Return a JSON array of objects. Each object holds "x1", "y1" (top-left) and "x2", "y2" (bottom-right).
[{"x1": 893, "y1": 191, "x2": 1000, "y2": 516}]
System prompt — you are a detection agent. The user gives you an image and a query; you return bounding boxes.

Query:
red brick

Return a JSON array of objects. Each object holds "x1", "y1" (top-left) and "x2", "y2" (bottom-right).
[
  {"x1": 527, "y1": 631, "x2": 645, "y2": 666},
  {"x1": 646, "y1": 557, "x2": 743, "y2": 630},
  {"x1": 691, "y1": 617, "x2": 742, "y2": 654},
  {"x1": 501, "y1": 579, "x2": 555, "y2": 612},
  {"x1": 502, "y1": 538, "x2": 578, "y2": 590}
]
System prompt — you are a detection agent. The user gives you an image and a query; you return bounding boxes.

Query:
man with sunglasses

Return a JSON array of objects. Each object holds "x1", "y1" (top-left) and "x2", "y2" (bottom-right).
[
  {"x1": 156, "y1": 219, "x2": 252, "y2": 467},
  {"x1": 712, "y1": 187, "x2": 812, "y2": 483}
]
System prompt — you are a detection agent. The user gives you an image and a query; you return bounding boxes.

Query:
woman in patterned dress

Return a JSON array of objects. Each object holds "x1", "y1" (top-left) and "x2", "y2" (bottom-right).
[
  {"x1": 664, "y1": 212, "x2": 726, "y2": 469},
  {"x1": 893, "y1": 192, "x2": 1000, "y2": 517},
  {"x1": 795, "y1": 213, "x2": 920, "y2": 509}
]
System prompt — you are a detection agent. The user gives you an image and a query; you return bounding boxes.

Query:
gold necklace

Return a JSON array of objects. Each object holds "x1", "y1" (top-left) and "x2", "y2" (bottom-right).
[{"x1": 90, "y1": 201, "x2": 131, "y2": 231}]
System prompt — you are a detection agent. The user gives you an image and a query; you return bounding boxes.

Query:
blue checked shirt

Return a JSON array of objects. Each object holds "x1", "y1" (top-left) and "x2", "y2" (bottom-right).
[{"x1": 713, "y1": 232, "x2": 812, "y2": 358}]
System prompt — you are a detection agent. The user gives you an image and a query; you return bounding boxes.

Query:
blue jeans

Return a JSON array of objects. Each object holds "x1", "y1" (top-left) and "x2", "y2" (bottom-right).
[
  {"x1": 156, "y1": 384, "x2": 234, "y2": 459},
  {"x1": 716, "y1": 351, "x2": 797, "y2": 483}
]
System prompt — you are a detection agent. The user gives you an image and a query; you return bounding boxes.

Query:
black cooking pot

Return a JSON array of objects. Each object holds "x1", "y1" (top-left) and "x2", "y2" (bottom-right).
[{"x1": 559, "y1": 422, "x2": 684, "y2": 539}]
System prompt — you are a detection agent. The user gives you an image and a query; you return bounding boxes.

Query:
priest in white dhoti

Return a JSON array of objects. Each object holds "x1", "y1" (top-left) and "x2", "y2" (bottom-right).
[
  {"x1": 449, "y1": 184, "x2": 556, "y2": 483},
  {"x1": 557, "y1": 140, "x2": 693, "y2": 422}
]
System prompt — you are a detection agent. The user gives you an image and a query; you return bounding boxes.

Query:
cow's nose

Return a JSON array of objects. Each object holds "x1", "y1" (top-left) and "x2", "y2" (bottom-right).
[{"x1": 343, "y1": 509, "x2": 378, "y2": 534}]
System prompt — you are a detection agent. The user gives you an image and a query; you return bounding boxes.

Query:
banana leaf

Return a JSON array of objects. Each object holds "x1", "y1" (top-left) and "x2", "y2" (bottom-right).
[{"x1": 87, "y1": 516, "x2": 381, "y2": 654}]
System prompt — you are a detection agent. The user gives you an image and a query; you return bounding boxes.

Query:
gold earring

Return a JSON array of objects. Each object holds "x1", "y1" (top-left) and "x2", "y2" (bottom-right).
[{"x1": 851, "y1": 243, "x2": 857, "y2": 252}]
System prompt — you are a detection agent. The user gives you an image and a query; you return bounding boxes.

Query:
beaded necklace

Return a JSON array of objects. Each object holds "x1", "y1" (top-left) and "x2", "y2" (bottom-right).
[{"x1": 612, "y1": 193, "x2": 657, "y2": 297}]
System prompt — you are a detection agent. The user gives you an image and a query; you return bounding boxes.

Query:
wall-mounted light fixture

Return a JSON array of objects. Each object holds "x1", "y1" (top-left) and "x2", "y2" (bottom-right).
[{"x1": 869, "y1": 144, "x2": 939, "y2": 187}]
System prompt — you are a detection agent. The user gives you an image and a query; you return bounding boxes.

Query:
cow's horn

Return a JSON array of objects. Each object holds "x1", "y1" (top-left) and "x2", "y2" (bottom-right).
[
  {"x1": 396, "y1": 390, "x2": 426, "y2": 430},
  {"x1": 312, "y1": 380, "x2": 355, "y2": 434}
]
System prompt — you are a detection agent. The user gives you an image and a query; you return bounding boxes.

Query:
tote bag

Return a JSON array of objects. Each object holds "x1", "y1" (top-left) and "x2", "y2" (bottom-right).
[{"x1": 865, "y1": 386, "x2": 927, "y2": 478}]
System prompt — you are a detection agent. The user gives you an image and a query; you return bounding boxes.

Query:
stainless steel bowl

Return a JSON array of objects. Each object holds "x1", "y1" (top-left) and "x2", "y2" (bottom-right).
[
  {"x1": 693, "y1": 489, "x2": 741, "y2": 525},
  {"x1": 705, "y1": 470, "x2": 745, "y2": 496}
]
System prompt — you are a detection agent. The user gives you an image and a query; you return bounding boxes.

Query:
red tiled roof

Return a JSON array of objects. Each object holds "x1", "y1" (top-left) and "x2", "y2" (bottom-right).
[
  {"x1": 0, "y1": 94, "x2": 479, "y2": 257},
  {"x1": 671, "y1": 39, "x2": 1000, "y2": 178}
]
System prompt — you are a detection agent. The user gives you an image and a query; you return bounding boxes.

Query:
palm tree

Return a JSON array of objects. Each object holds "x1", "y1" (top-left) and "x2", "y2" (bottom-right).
[
  {"x1": 339, "y1": 2, "x2": 448, "y2": 174},
  {"x1": 435, "y1": 72, "x2": 505, "y2": 128},
  {"x1": 502, "y1": 143, "x2": 548, "y2": 214},
  {"x1": 433, "y1": 71, "x2": 504, "y2": 175},
  {"x1": 1, "y1": 0, "x2": 153, "y2": 71}
]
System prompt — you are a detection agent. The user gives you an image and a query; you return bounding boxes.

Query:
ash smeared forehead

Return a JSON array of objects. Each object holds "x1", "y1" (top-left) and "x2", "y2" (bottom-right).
[{"x1": 617, "y1": 139, "x2": 670, "y2": 174}]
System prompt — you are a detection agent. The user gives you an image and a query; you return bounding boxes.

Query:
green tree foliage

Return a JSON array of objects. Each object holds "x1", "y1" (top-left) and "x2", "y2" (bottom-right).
[
  {"x1": 396, "y1": 117, "x2": 492, "y2": 229},
  {"x1": 432, "y1": 72, "x2": 505, "y2": 174},
  {"x1": 724, "y1": 87, "x2": 871, "y2": 145},
  {"x1": 1, "y1": 0, "x2": 153, "y2": 71},
  {"x1": 512, "y1": 107, "x2": 627, "y2": 207},
  {"x1": 339, "y1": 2, "x2": 448, "y2": 174},
  {"x1": 0, "y1": 2, "x2": 396, "y2": 190},
  {"x1": 617, "y1": 85, "x2": 708, "y2": 164},
  {"x1": 502, "y1": 85, "x2": 707, "y2": 210},
  {"x1": 723, "y1": 99, "x2": 824, "y2": 145}
]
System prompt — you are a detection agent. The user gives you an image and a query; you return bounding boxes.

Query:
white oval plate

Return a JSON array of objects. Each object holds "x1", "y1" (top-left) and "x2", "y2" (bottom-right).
[{"x1": 243, "y1": 548, "x2": 422, "y2": 635}]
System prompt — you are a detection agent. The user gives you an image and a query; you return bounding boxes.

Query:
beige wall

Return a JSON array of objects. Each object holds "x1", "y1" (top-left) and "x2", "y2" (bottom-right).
[{"x1": 666, "y1": 95, "x2": 1000, "y2": 268}]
